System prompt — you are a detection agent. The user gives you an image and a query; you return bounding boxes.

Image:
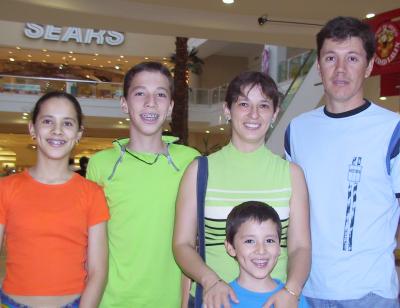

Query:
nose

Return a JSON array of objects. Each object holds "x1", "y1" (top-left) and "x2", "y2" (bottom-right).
[
  {"x1": 145, "y1": 95, "x2": 157, "y2": 108},
  {"x1": 335, "y1": 57, "x2": 346, "y2": 73},
  {"x1": 255, "y1": 242, "x2": 266, "y2": 254},
  {"x1": 52, "y1": 122, "x2": 63, "y2": 135},
  {"x1": 248, "y1": 104, "x2": 259, "y2": 119}
]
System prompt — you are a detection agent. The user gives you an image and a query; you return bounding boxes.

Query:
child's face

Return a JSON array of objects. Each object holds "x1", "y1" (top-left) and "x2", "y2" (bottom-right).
[
  {"x1": 225, "y1": 219, "x2": 280, "y2": 285},
  {"x1": 29, "y1": 97, "x2": 82, "y2": 162},
  {"x1": 120, "y1": 71, "x2": 173, "y2": 138}
]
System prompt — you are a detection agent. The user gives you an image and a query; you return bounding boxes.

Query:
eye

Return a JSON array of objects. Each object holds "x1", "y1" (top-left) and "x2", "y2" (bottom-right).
[
  {"x1": 258, "y1": 103, "x2": 271, "y2": 110},
  {"x1": 348, "y1": 56, "x2": 359, "y2": 63},
  {"x1": 237, "y1": 101, "x2": 249, "y2": 108},
  {"x1": 134, "y1": 91, "x2": 145, "y2": 96},
  {"x1": 266, "y1": 238, "x2": 276, "y2": 243},
  {"x1": 156, "y1": 92, "x2": 168, "y2": 98},
  {"x1": 325, "y1": 55, "x2": 335, "y2": 62},
  {"x1": 41, "y1": 118, "x2": 52, "y2": 125},
  {"x1": 244, "y1": 239, "x2": 255, "y2": 244},
  {"x1": 64, "y1": 120, "x2": 74, "y2": 127}
]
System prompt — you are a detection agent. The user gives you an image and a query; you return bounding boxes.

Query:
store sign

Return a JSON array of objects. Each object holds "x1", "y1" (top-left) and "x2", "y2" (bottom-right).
[
  {"x1": 24, "y1": 23, "x2": 125, "y2": 46},
  {"x1": 375, "y1": 22, "x2": 400, "y2": 66}
]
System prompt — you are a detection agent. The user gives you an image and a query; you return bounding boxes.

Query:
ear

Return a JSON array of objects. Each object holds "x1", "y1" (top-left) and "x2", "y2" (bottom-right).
[
  {"x1": 120, "y1": 96, "x2": 129, "y2": 114},
  {"x1": 225, "y1": 240, "x2": 237, "y2": 258},
  {"x1": 76, "y1": 126, "x2": 84, "y2": 142},
  {"x1": 316, "y1": 60, "x2": 322, "y2": 78},
  {"x1": 364, "y1": 57, "x2": 374, "y2": 79},
  {"x1": 167, "y1": 99, "x2": 174, "y2": 117},
  {"x1": 28, "y1": 121, "x2": 36, "y2": 139},
  {"x1": 272, "y1": 106, "x2": 280, "y2": 123},
  {"x1": 223, "y1": 102, "x2": 231, "y2": 121}
]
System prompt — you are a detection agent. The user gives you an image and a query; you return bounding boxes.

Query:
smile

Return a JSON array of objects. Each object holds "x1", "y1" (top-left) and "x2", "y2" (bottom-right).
[
  {"x1": 47, "y1": 139, "x2": 67, "y2": 146},
  {"x1": 140, "y1": 113, "x2": 159, "y2": 122},
  {"x1": 251, "y1": 258, "x2": 268, "y2": 268},
  {"x1": 244, "y1": 122, "x2": 261, "y2": 129}
]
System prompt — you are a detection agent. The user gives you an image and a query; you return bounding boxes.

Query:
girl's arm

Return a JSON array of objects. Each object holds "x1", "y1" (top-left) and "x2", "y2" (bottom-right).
[
  {"x1": 173, "y1": 161, "x2": 238, "y2": 308},
  {"x1": 79, "y1": 222, "x2": 108, "y2": 308}
]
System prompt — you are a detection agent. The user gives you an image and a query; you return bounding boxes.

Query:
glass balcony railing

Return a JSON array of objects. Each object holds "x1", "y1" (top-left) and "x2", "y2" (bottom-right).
[
  {"x1": 266, "y1": 50, "x2": 317, "y2": 141},
  {"x1": 277, "y1": 51, "x2": 313, "y2": 83},
  {"x1": 0, "y1": 74, "x2": 228, "y2": 106}
]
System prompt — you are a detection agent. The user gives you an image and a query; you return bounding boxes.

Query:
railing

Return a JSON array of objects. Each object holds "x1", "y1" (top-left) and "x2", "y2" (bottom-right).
[
  {"x1": 0, "y1": 74, "x2": 228, "y2": 106},
  {"x1": 0, "y1": 75, "x2": 122, "y2": 99},
  {"x1": 265, "y1": 50, "x2": 317, "y2": 141},
  {"x1": 277, "y1": 51, "x2": 313, "y2": 83}
]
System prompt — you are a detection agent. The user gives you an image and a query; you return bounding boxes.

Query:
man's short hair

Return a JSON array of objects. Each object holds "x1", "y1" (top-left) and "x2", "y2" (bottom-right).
[
  {"x1": 123, "y1": 61, "x2": 174, "y2": 98},
  {"x1": 226, "y1": 201, "x2": 282, "y2": 246},
  {"x1": 317, "y1": 16, "x2": 376, "y2": 62}
]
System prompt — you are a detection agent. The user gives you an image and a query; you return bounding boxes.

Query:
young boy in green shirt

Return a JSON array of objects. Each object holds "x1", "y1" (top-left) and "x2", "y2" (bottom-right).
[{"x1": 87, "y1": 62, "x2": 199, "y2": 307}]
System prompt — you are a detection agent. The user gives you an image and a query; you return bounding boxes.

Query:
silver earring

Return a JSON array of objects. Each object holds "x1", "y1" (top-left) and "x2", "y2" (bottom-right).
[{"x1": 225, "y1": 116, "x2": 231, "y2": 124}]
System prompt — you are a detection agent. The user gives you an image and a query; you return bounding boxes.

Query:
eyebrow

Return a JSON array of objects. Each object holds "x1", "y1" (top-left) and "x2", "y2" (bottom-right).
[{"x1": 131, "y1": 86, "x2": 169, "y2": 92}]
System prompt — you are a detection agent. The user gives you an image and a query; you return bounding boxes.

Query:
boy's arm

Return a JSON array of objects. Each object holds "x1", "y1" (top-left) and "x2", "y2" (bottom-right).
[
  {"x1": 264, "y1": 163, "x2": 311, "y2": 308},
  {"x1": 173, "y1": 160, "x2": 238, "y2": 308},
  {"x1": 79, "y1": 222, "x2": 108, "y2": 308}
]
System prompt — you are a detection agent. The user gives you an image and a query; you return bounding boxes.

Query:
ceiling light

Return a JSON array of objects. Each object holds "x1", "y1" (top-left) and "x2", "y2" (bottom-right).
[
  {"x1": 87, "y1": 63, "x2": 91, "y2": 66},
  {"x1": 86, "y1": 75, "x2": 90, "y2": 78},
  {"x1": 42, "y1": 60, "x2": 46, "y2": 63},
  {"x1": 22, "y1": 116, "x2": 28, "y2": 120},
  {"x1": 16, "y1": 46, "x2": 21, "y2": 50},
  {"x1": 379, "y1": 96, "x2": 387, "y2": 100},
  {"x1": 366, "y1": 13, "x2": 375, "y2": 19},
  {"x1": 120, "y1": 55, "x2": 124, "y2": 58},
  {"x1": 100, "y1": 65, "x2": 104, "y2": 68},
  {"x1": 62, "y1": 56, "x2": 66, "y2": 60},
  {"x1": 164, "y1": 129, "x2": 169, "y2": 132},
  {"x1": 222, "y1": 0, "x2": 234, "y2": 3},
  {"x1": 42, "y1": 49, "x2": 47, "y2": 52},
  {"x1": 144, "y1": 57, "x2": 149, "y2": 60},
  {"x1": 94, "y1": 53, "x2": 99, "y2": 56},
  {"x1": 23, "y1": 112, "x2": 29, "y2": 116},
  {"x1": 205, "y1": 130, "x2": 210, "y2": 134},
  {"x1": 9, "y1": 57, "x2": 15, "y2": 62},
  {"x1": 69, "y1": 51, "x2": 74, "y2": 54},
  {"x1": 115, "y1": 65, "x2": 120, "y2": 70},
  {"x1": 162, "y1": 57, "x2": 167, "y2": 60},
  {"x1": 28, "y1": 59, "x2": 31, "y2": 62},
  {"x1": 219, "y1": 127, "x2": 225, "y2": 131},
  {"x1": 27, "y1": 54, "x2": 32, "y2": 58},
  {"x1": 125, "y1": 118, "x2": 130, "y2": 121},
  {"x1": 124, "y1": 60, "x2": 128, "y2": 63},
  {"x1": 72, "y1": 57, "x2": 76, "y2": 61},
  {"x1": 8, "y1": 51, "x2": 13, "y2": 54},
  {"x1": 59, "y1": 65, "x2": 63, "y2": 69},
  {"x1": 93, "y1": 58, "x2": 97, "y2": 61},
  {"x1": 107, "y1": 60, "x2": 111, "y2": 64},
  {"x1": 46, "y1": 54, "x2": 50, "y2": 57},
  {"x1": 118, "y1": 121, "x2": 123, "y2": 124}
]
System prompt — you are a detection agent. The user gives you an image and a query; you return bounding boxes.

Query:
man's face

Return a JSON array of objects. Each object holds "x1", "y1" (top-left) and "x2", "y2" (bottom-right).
[{"x1": 318, "y1": 37, "x2": 374, "y2": 111}]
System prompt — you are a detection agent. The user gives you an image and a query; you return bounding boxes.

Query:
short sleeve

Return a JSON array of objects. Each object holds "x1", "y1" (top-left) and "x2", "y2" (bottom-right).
[
  {"x1": 87, "y1": 183, "x2": 110, "y2": 227},
  {"x1": 284, "y1": 123, "x2": 293, "y2": 162},
  {"x1": 387, "y1": 121, "x2": 400, "y2": 198}
]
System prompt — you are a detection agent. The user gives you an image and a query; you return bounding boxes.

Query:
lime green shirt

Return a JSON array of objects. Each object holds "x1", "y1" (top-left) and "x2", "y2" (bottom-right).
[
  {"x1": 205, "y1": 142, "x2": 291, "y2": 283},
  {"x1": 87, "y1": 136, "x2": 199, "y2": 308}
]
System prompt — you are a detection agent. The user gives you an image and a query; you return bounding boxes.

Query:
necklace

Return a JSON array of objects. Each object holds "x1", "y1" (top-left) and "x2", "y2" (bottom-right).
[{"x1": 124, "y1": 147, "x2": 161, "y2": 165}]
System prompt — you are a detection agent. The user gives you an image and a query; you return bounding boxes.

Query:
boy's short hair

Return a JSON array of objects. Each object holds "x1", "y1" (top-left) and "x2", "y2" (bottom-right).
[
  {"x1": 316, "y1": 16, "x2": 376, "y2": 62},
  {"x1": 226, "y1": 201, "x2": 282, "y2": 246},
  {"x1": 123, "y1": 61, "x2": 174, "y2": 98},
  {"x1": 225, "y1": 71, "x2": 281, "y2": 112}
]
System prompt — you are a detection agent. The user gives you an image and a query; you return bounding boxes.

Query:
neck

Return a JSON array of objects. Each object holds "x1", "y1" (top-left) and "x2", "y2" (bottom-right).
[
  {"x1": 127, "y1": 131, "x2": 166, "y2": 153},
  {"x1": 237, "y1": 274, "x2": 276, "y2": 293},
  {"x1": 325, "y1": 95, "x2": 365, "y2": 114},
  {"x1": 230, "y1": 138, "x2": 264, "y2": 153},
  {"x1": 30, "y1": 156, "x2": 72, "y2": 184}
]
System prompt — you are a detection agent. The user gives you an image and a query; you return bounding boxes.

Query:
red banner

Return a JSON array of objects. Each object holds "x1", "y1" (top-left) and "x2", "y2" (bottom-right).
[{"x1": 366, "y1": 9, "x2": 400, "y2": 96}]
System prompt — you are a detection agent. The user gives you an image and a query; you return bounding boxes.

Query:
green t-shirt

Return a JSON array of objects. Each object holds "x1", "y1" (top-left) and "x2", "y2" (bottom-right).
[
  {"x1": 87, "y1": 136, "x2": 199, "y2": 308},
  {"x1": 204, "y1": 142, "x2": 291, "y2": 283}
]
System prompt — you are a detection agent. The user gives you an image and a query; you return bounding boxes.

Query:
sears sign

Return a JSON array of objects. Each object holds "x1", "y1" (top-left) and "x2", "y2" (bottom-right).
[{"x1": 24, "y1": 23, "x2": 125, "y2": 46}]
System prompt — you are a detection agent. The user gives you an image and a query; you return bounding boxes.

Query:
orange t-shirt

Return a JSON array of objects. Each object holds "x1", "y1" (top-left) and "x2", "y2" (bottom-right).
[{"x1": 0, "y1": 170, "x2": 110, "y2": 295}]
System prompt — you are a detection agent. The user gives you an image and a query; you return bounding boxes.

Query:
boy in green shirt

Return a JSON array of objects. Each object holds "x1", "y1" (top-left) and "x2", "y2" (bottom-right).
[{"x1": 87, "y1": 62, "x2": 199, "y2": 307}]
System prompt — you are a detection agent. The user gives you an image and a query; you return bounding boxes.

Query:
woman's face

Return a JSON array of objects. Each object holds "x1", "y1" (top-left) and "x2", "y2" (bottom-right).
[
  {"x1": 29, "y1": 97, "x2": 82, "y2": 162},
  {"x1": 224, "y1": 84, "x2": 278, "y2": 152}
]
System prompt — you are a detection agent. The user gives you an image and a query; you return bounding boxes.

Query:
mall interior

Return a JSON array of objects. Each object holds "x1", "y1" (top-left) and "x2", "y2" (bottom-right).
[{"x1": 0, "y1": 0, "x2": 398, "y2": 174}]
